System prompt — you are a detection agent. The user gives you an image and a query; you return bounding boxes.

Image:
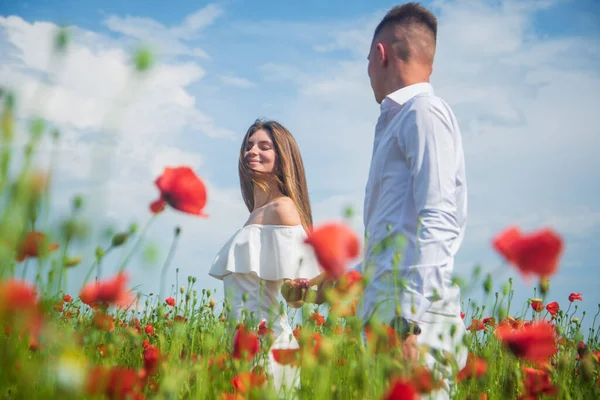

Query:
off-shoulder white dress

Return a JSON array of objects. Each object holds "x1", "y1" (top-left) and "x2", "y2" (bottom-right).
[{"x1": 209, "y1": 224, "x2": 322, "y2": 394}]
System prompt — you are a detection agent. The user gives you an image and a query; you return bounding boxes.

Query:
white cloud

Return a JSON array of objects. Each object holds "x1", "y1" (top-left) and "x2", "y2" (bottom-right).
[
  {"x1": 0, "y1": 9, "x2": 241, "y2": 297},
  {"x1": 218, "y1": 75, "x2": 256, "y2": 88},
  {"x1": 104, "y1": 3, "x2": 222, "y2": 60}
]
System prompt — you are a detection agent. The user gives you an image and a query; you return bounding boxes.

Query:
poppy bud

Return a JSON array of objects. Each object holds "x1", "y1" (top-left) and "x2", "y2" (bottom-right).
[
  {"x1": 64, "y1": 256, "x2": 82, "y2": 268},
  {"x1": 111, "y1": 232, "x2": 128, "y2": 247}
]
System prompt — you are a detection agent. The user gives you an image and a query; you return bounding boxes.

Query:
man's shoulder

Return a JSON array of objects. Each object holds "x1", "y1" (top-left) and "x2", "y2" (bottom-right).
[{"x1": 405, "y1": 92, "x2": 450, "y2": 112}]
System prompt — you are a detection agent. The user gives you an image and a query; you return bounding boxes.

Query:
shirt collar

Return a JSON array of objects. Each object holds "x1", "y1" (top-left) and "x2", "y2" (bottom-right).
[{"x1": 381, "y1": 82, "x2": 435, "y2": 111}]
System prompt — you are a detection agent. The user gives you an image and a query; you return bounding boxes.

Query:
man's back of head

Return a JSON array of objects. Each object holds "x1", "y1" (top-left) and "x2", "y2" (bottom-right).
[{"x1": 373, "y1": 2, "x2": 437, "y2": 65}]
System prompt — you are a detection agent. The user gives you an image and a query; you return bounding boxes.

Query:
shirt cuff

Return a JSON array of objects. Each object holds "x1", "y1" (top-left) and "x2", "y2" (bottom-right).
[{"x1": 398, "y1": 291, "x2": 432, "y2": 323}]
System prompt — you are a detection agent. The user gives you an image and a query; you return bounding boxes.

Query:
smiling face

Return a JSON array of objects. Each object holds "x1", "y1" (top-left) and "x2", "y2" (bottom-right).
[{"x1": 243, "y1": 129, "x2": 277, "y2": 174}]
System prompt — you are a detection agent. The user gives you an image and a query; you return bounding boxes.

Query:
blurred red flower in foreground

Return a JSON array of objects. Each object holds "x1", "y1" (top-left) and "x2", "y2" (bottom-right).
[
  {"x1": 304, "y1": 223, "x2": 360, "y2": 279},
  {"x1": 546, "y1": 301, "x2": 559, "y2": 316},
  {"x1": 496, "y1": 321, "x2": 557, "y2": 363},
  {"x1": 568, "y1": 293, "x2": 582, "y2": 302},
  {"x1": 521, "y1": 366, "x2": 557, "y2": 398},
  {"x1": 86, "y1": 366, "x2": 144, "y2": 400},
  {"x1": 383, "y1": 379, "x2": 419, "y2": 400},
  {"x1": 231, "y1": 371, "x2": 267, "y2": 394},
  {"x1": 272, "y1": 348, "x2": 300, "y2": 366},
  {"x1": 493, "y1": 226, "x2": 563, "y2": 279},
  {"x1": 15, "y1": 232, "x2": 59, "y2": 262},
  {"x1": 79, "y1": 272, "x2": 133, "y2": 309},
  {"x1": 149, "y1": 166, "x2": 208, "y2": 217},
  {"x1": 365, "y1": 324, "x2": 401, "y2": 354},
  {"x1": 0, "y1": 279, "x2": 38, "y2": 314},
  {"x1": 232, "y1": 324, "x2": 259, "y2": 361},
  {"x1": 457, "y1": 353, "x2": 488, "y2": 382},
  {"x1": 406, "y1": 366, "x2": 443, "y2": 394},
  {"x1": 336, "y1": 270, "x2": 363, "y2": 293},
  {"x1": 93, "y1": 312, "x2": 115, "y2": 332},
  {"x1": 143, "y1": 345, "x2": 161, "y2": 376}
]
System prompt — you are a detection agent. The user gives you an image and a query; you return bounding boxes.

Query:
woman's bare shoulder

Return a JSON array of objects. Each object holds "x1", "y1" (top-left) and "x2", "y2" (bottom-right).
[{"x1": 263, "y1": 197, "x2": 301, "y2": 226}]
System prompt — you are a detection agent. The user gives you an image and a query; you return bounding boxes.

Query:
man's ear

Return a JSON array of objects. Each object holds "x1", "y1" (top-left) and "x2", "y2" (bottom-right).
[{"x1": 376, "y1": 42, "x2": 387, "y2": 66}]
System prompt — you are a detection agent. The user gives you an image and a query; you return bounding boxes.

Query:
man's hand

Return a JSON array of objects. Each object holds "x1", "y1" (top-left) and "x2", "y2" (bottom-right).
[
  {"x1": 402, "y1": 334, "x2": 419, "y2": 361},
  {"x1": 305, "y1": 273, "x2": 335, "y2": 304}
]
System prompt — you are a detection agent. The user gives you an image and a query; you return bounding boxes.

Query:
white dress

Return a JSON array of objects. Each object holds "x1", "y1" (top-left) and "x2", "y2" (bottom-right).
[{"x1": 209, "y1": 224, "x2": 322, "y2": 395}]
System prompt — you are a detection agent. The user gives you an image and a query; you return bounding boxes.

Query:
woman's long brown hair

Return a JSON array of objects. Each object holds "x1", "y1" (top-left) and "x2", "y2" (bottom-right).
[{"x1": 238, "y1": 119, "x2": 313, "y2": 232}]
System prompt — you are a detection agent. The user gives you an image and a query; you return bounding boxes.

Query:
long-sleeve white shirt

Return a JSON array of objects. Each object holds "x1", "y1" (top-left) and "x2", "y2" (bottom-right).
[{"x1": 356, "y1": 82, "x2": 467, "y2": 323}]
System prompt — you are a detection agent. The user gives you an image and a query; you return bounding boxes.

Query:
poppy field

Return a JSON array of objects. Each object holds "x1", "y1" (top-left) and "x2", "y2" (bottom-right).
[{"x1": 1, "y1": 32, "x2": 599, "y2": 400}]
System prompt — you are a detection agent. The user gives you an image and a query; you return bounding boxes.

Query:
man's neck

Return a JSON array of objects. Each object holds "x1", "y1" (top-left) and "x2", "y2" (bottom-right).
[{"x1": 383, "y1": 67, "x2": 430, "y2": 99}]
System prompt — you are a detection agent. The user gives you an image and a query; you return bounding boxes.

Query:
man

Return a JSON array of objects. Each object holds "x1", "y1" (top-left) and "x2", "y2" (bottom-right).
[
  {"x1": 282, "y1": 3, "x2": 467, "y2": 397},
  {"x1": 358, "y1": 2, "x2": 468, "y2": 397}
]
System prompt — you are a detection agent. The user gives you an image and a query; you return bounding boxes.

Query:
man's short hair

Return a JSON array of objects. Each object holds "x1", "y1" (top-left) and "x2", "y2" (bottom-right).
[
  {"x1": 372, "y1": 3, "x2": 438, "y2": 62},
  {"x1": 374, "y1": 2, "x2": 437, "y2": 41}
]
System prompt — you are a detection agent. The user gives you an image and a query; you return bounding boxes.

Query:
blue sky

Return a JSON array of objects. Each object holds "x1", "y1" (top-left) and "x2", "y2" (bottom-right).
[{"x1": 1, "y1": 0, "x2": 599, "y2": 331}]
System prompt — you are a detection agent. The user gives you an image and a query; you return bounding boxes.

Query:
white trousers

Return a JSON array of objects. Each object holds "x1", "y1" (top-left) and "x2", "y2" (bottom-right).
[
  {"x1": 364, "y1": 297, "x2": 468, "y2": 400},
  {"x1": 223, "y1": 273, "x2": 300, "y2": 397}
]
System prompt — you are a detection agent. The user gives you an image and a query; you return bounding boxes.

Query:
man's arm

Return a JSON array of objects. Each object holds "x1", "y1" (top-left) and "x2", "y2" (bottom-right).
[{"x1": 396, "y1": 96, "x2": 462, "y2": 323}]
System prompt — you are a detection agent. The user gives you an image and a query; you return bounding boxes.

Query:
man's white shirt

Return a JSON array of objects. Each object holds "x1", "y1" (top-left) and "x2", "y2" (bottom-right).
[{"x1": 356, "y1": 82, "x2": 467, "y2": 323}]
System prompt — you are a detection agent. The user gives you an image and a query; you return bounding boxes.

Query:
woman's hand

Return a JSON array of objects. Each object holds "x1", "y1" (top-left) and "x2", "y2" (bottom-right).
[{"x1": 281, "y1": 279, "x2": 305, "y2": 308}]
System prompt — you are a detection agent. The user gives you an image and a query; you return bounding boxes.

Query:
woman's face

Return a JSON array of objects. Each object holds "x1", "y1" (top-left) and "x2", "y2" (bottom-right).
[{"x1": 244, "y1": 129, "x2": 277, "y2": 173}]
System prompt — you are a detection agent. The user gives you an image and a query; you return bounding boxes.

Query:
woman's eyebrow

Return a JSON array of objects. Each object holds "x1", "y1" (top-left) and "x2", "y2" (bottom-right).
[{"x1": 247, "y1": 140, "x2": 272, "y2": 145}]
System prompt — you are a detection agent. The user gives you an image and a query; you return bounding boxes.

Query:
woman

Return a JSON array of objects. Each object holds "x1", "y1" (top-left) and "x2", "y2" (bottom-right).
[{"x1": 209, "y1": 119, "x2": 321, "y2": 395}]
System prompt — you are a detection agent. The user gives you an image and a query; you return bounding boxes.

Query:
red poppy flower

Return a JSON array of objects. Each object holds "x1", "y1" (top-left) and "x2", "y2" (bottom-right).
[
  {"x1": 304, "y1": 223, "x2": 360, "y2": 279},
  {"x1": 383, "y1": 379, "x2": 419, "y2": 400},
  {"x1": 221, "y1": 394, "x2": 245, "y2": 400},
  {"x1": 272, "y1": 349, "x2": 300, "y2": 366},
  {"x1": 232, "y1": 324, "x2": 259, "y2": 361},
  {"x1": 86, "y1": 366, "x2": 144, "y2": 400},
  {"x1": 365, "y1": 324, "x2": 401, "y2": 354},
  {"x1": 457, "y1": 353, "x2": 488, "y2": 382},
  {"x1": 545, "y1": 301, "x2": 559, "y2": 316},
  {"x1": 145, "y1": 324, "x2": 155, "y2": 336},
  {"x1": 496, "y1": 321, "x2": 557, "y2": 362},
  {"x1": 467, "y1": 319, "x2": 485, "y2": 332},
  {"x1": 143, "y1": 344, "x2": 161, "y2": 376},
  {"x1": 0, "y1": 279, "x2": 38, "y2": 314},
  {"x1": 165, "y1": 297, "x2": 175, "y2": 307},
  {"x1": 15, "y1": 232, "x2": 59, "y2": 262},
  {"x1": 408, "y1": 366, "x2": 443, "y2": 394},
  {"x1": 79, "y1": 272, "x2": 133, "y2": 309},
  {"x1": 231, "y1": 371, "x2": 267, "y2": 394},
  {"x1": 174, "y1": 315, "x2": 188, "y2": 324},
  {"x1": 521, "y1": 366, "x2": 557, "y2": 398},
  {"x1": 63, "y1": 294, "x2": 72, "y2": 303},
  {"x1": 149, "y1": 166, "x2": 208, "y2": 217},
  {"x1": 310, "y1": 312, "x2": 325, "y2": 326},
  {"x1": 336, "y1": 270, "x2": 363, "y2": 292},
  {"x1": 568, "y1": 293, "x2": 582, "y2": 302},
  {"x1": 257, "y1": 320, "x2": 273, "y2": 336},
  {"x1": 460, "y1": 312, "x2": 466, "y2": 319},
  {"x1": 530, "y1": 299, "x2": 544, "y2": 313},
  {"x1": 93, "y1": 312, "x2": 115, "y2": 332},
  {"x1": 482, "y1": 317, "x2": 496, "y2": 327},
  {"x1": 492, "y1": 226, "x2": 563, "y2": 278}
]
